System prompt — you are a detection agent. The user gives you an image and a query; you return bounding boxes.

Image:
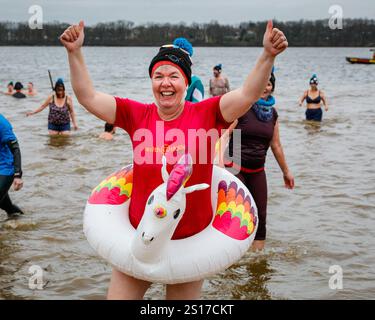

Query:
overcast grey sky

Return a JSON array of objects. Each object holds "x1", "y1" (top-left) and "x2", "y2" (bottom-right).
[{"x1": 0, "y1": 0, "x2": 374, "y2": 25}]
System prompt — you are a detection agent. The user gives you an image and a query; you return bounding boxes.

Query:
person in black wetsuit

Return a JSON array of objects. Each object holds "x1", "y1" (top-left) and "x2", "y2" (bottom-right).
[
  {"x1": 0, "y1": 113, "x2": 24, "y2": 218},
  {"x1": 299, "y1": 74, "x2": 328, "y2": 121},
  {"x1": 220, "y1": 69, "x2": 294, "y2": 251},
  {"x1": 12, "y1": 82, "x2": 26, "y2": 99}
]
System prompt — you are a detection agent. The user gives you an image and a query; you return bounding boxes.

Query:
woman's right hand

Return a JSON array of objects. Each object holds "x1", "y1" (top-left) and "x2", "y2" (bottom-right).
[
  {"x1": 26, "y1": 111, "x2": 33, "y2": 117},
  {"x1": 60, "y1": 20, "x2": 85, "y2": 53}
]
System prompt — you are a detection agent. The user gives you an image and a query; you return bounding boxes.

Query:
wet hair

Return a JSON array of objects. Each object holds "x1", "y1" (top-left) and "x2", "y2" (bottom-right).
[
  {"x1": 104, "y1": 123, "x2": 114, "y2": 132},
  {"x1": 14, "y1": 82, "x2": 23, "y2": 90},
  {"x1": 8, "y1": 81, "x2": 14, "y2": 87}
]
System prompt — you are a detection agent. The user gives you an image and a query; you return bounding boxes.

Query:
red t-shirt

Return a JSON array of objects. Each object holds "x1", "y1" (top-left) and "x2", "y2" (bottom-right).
[{"x1": 114, "y1": 96, "x2": 231, "y2": 239}]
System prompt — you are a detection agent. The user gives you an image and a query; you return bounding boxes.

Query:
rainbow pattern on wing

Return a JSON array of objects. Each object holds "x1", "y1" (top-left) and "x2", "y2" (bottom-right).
[
  {"x1": 212, "y1": 181, "x2": 257, "y2": 240},
  {"x1": 88, "y1": 165, "x2": 133, "y2": 205}
]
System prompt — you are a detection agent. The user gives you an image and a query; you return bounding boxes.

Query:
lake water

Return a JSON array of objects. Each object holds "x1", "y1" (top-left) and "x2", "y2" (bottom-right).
[{"x1": 0, "y1": 46, "x2": 374, "y2": 300}]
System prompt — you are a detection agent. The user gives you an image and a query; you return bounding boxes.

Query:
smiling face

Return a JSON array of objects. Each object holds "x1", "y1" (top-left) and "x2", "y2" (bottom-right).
[
  {"x1": 152, "y1": 64, "x2": 187, "y2": 111},
  {"x1": 260, "y1": 81, "x2": 274, "y2": 100}
]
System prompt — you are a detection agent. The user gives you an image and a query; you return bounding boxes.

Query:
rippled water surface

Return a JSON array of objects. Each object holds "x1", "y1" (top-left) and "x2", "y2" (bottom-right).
[{"x1": 0, "y1": 47, "x2": 374, "y2": 300}]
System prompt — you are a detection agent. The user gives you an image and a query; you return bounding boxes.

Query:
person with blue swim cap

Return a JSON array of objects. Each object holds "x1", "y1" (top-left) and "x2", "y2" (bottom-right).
[
  {"x1": 173, "y1": 37, "x2": 204, "y2": 103},
  {"x1": 299, "y1": 74, "x2": 328, "y2": 122}
]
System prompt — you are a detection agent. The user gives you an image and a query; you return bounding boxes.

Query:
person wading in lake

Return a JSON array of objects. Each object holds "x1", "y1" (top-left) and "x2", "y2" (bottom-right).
[
  {"x1": 60, "y1": 19, "x2": 288, "y2": 300},
  {"x1": 209, "y1": 64, "x2": 230, "y2": 97},
  {"x1": 299, "y1": 74, "x2": 328, "y2": 122},
  {"x1": 219, "y1": 68, "x2": 295, "y2": 251},
  {"x1": 26, "y1": 78, "x2": 79, "y2": 135}
]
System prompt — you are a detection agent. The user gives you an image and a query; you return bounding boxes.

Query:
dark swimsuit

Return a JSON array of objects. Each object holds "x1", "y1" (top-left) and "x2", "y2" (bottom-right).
[
  {"x1": 225, "y1": 107, "x2": 278, "y2": 241},
  {"x1": 48, "y1": 96, "x2": 71, "y2": 131},
  {"x1": 305, "y1": 91, "x2": 323, "y2": 121}
]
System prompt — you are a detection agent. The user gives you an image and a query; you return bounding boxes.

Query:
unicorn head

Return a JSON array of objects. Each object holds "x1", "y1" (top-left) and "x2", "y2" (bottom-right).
[{"x1": 130, "y1": 154, "x2": 209, "y2": 262}]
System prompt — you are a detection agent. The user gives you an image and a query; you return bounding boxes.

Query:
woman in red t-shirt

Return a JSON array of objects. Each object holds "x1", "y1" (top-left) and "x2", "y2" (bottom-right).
[{"x1": 60, "y1": 20, "x2": 288, "y2": 300}]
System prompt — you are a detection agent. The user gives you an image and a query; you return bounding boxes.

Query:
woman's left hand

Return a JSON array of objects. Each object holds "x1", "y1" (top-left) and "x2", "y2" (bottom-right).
[
  {"x1": 263, "y1": 20, "x2": 288, "y2": 57},
  {"x1": 283, "y1": 171, "x2": 295, "y2": 189},
  {"x1": 13, "y1": 178, "x2": 23, "y2": 191},
  {"x1": 73, "y1": 124, "x2": 79, "y2": 131}
]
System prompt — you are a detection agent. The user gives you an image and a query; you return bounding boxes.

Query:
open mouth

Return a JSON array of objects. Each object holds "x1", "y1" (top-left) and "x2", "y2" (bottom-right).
[{"x1": 160, "y1": 91, "x2": 175, "y2": 97}]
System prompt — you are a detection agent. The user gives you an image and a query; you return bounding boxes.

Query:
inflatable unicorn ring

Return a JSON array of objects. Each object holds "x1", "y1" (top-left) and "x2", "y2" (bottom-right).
[{"x1": 84, "y1": 154, "x2": 258, "y2": 284}]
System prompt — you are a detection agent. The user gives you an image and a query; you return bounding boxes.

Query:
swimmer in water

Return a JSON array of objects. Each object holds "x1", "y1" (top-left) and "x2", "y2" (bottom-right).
[
  {"x1": 299, "y1": 74, "x2": 328, "y2": 122},
  {"x1": 12, "y1": 82, "x2": 26, "y2": 99},
  {"x1": 99, "y1": 122, "x2": 116, "y2": 140}
]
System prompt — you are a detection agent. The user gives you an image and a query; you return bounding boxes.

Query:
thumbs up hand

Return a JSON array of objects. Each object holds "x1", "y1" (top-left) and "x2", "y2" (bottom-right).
[
  {"x1": 263, "y1": 20, "x2": 288, "y2": 57},
  {"x1": 60, "y1": 20, "x2": 85, "y2": 53}
]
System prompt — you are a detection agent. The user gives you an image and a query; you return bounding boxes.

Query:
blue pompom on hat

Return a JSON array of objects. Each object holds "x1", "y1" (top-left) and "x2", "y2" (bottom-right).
[{"x1": 173, "y1": 37, "x2": 193, "y2": 57}]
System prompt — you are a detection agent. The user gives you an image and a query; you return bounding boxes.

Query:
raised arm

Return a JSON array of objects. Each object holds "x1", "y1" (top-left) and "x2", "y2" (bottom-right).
[
  {"x1": 219, "y1": 21, "x2": 288, "y2": 122},
  {"x1": 60, "y1": 21, "x2": 116, "y2": 124},
  {"x1": 26, "y1": 95, "x2": 52, "y2": 116}
]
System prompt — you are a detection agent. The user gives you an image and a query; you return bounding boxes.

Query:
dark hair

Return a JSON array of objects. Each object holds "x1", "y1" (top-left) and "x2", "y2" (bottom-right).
[
  {"x1": 104, "y1": 123, "x2": 114, "y2": 132},
  {"x1": 14, "y1": 82, "x2": 23, "y2": 90},
  {"x1": 270, "y1": 72, "x2": 276, "y2": 91},
  {"x1": 8, "y1": 81, "x2": 14, "y2": 87},
  {"x1": 213, "y1": 64, "x2": 222, "y2": 71},
  {"x1": 54, "y1": 78, "x2": 65, "y2": 91}
]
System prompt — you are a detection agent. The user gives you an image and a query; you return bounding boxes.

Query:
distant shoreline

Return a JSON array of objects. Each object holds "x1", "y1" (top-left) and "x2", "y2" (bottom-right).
[{"x1": 1, "y1": 19, "x2": 374, "y2": 47}]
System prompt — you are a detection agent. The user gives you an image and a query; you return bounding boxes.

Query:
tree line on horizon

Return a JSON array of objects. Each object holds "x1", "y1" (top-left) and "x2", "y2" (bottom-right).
[{"x1": 0, "y1": 19, "x2": 374, "y2": 47}]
